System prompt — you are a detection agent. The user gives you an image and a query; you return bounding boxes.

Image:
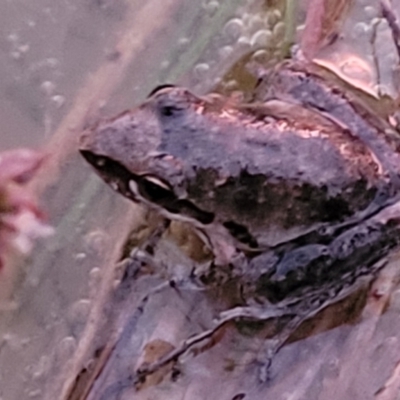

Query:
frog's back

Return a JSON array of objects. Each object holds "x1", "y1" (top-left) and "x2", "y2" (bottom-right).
[{"x1": 166, "y1": 97, "x2": 382, "y2": 247}]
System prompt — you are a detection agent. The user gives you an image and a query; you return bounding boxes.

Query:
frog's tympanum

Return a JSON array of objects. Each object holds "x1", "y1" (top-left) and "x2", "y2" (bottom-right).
[{"x1": 80, "y1": 61, "x2": 400, "y2": 380}]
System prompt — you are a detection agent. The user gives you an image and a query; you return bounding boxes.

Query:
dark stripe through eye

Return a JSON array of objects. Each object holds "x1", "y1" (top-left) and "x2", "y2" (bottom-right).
[
  {"x1": 138, "y1": 176, "x2": 214, "y2": 225},
  {"x1": 138, "y1": 176, "x2": 175, "y2": 204}
]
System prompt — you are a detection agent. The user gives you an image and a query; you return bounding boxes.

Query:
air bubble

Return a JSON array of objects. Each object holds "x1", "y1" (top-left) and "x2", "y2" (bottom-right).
[
  {"x1": 223, "y1": 18, "x2": 244, "y2": 40},
  {"x1": 250, "y1": 30, "x2": 272, "y2": 48}
]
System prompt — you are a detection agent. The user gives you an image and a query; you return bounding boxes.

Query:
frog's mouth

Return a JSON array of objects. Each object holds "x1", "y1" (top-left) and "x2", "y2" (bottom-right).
[{"x1": 80, "y1": 150, "x2": 215, "y2": 225}]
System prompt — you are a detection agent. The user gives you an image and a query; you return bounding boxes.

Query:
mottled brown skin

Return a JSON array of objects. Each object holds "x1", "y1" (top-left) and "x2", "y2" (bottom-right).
[{"x1": 80, "y1": 62, "x2": 400, "y2": 302}]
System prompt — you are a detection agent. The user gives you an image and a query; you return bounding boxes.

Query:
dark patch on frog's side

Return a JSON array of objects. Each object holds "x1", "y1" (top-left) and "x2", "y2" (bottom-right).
[
  {"x1": 222, "y1": 220, "x2": 258, "y2": 248},
  {"x1": 182, "y1": 166, "x2": 377, "y2": 248}
]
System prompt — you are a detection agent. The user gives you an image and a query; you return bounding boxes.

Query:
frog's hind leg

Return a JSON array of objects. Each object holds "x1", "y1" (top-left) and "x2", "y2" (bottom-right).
[
  {"x1": 133, "y1": 304, "x2": 295, "y2": 387},
  {"x1": 255, "y1": 314, "x2": 310, "y2": 382}
]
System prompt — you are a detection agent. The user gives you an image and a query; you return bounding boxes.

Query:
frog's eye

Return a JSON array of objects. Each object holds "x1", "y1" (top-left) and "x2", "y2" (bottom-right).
[
  {"x1": 138, "y1": 175, "x2": 175, "y2": 203},
  {"x1": 159, "y1": 104, "x2": 184, "y2": 117},
  {"x1": 147, "y1": 84, "x2": 176, "y2": 97}
]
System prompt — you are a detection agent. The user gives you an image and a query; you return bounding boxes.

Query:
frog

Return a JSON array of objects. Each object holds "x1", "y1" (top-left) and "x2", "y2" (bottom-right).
[{"x1": 79, "y1": 60, "x2": 400, "y2": 383}]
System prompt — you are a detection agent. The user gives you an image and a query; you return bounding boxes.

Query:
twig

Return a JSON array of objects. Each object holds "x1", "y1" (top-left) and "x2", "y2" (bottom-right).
[{"x1": 380, "y1": 0, "x2": 400, "y2": 60}]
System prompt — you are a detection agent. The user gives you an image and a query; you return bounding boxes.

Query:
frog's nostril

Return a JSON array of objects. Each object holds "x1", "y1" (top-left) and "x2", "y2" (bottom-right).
[{"x1": 79, "y1": 130, "x2": 93, "y2": 148}]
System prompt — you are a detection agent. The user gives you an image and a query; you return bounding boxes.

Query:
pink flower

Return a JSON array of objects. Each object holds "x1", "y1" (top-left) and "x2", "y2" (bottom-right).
[{"x1": 0, "y1": 149, "x2": 53, "y2": 269}]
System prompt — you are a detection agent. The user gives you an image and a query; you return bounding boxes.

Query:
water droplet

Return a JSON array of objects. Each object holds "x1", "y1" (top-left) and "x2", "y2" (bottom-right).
[
  {"x1": 160, "y1": 60, "x2": 170, "y2": 70},
  {"x1": 339, "y1": 56, "x2": 372, "y2": 84},
  {"x1": 75, "y1": 252, "x2": 86, "y2": 261},
  {"x1": 17, "y1": 44, "x2": 29, "y2": 54},
  {"x1": 28, "y1": 390, "x2": 42, "y2": 398},
  {"x1": 40, "y1": 81, "x2": 55, "y2": 95},
  {"x1": 272, "y1": 21, "x2": 285, "y2": 41},
  {"x1": 223, "y1": 79, "x2": 239, "y2": 91},
  {"x1": 194, "y1": 63, "x2": 210, "y2": 79},
  {"x1": 32, "y1": 355, "x2": 50, "y2": 378},
  {"x1": 178, "y1": 37, "x2": 190, "y2": 47},
  {"x1": 351, "y1": 22, "x2": 370, "y2": 39},
  {"x1": 237, "y1": 36, "x2": 251, "y2": 49},
  {"x1": 67, "y1": 299, "x2": 91, "y2": 336},
  {"x1": 223, "y1": 18, "x2": 244, "y2": 40},
  {"x1": 46, "y1": 57, "x2": 59, "y2": 67},
  {"x1": 266, "y1": 10, "x2": 281, "y2": 27},
  {"x1": 89, "y1": 267, "x2": 101, "y2": 297},
  {"x1": 218, "y1": 45, "x2": 233, "y2": 59},
  {"x1": 364, "y1": 5, "x2": 378, "y2": 19},
  {"x1": 52, "y1": 94, "x2": 65, "y2": 108},
  {"x1": 241, "y1": 12, "x2": 251, "y2": 24},
  {"x1": 84, "y1": 230, "x2": 108, "y2": 255},
  {"x1": 55, "y1": 336, "x2": 76, "y2": 362},
  {"x1": 202, "y1": 0, "x2": 219, "y2": 15},
  {"x1": 390, "y1": 288, "x2": 400, "y2": 311},
  {"x1": 7, "y1": 33, "x2": 18, "y2": 42},
  {"x1": 251, "y1": 49, "x2": 269, "y2": 63},
  {"x1": 250, "y1": 29, "x2": 272, "y2": 48},
  {"x1": 11, "y1": 51, "x2": 22, "y2": 60},
  {"x1": 249, "y1": 15, "x2": 264, "y2": 31}
]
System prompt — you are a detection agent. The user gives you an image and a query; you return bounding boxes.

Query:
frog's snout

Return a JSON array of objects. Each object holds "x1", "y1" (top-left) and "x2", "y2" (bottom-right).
[
  {"x1": 79, "y1": 129, "x2": 93, "y2": 150},
  {"x1": 79, "y1": 123, "x2": 106, "y2": 154}
]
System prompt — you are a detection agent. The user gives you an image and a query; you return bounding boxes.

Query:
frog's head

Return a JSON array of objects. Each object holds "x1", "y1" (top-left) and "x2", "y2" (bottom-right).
[{"x1": 80, "y1": 86, "x2": 217, "y2": 225}]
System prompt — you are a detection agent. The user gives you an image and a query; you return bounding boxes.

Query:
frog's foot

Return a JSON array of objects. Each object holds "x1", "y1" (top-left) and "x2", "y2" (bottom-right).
[
  {"x1": 256, "y1": 315, "x2": 306, "y2": 382},
  {"x1": 133, "y1": 305, "x2": 294, "y2": 388}
]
